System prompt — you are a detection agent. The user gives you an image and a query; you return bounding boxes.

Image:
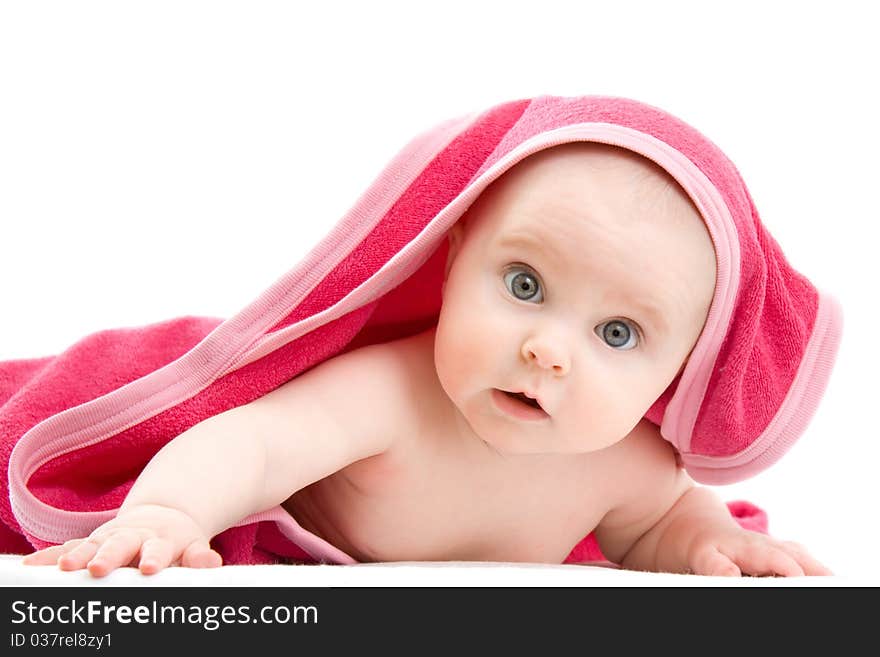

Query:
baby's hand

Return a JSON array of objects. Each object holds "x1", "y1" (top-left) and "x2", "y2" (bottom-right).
[
  {"x1": 21, "y1": 504, "x2": 222, "y2": 577},
  {"x1": 681, "y1": 526, "x2": 832, "y2": 577}
]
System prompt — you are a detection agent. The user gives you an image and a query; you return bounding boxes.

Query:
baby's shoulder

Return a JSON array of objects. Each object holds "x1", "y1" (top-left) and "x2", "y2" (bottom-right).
[
  {"x1": 323, "y1": 328, "x2": 437, "y2": 427},
  {"x1": 324, "y1": 329, "x2": 433, "y2": 380},
  {"x1": 589, "y1": 419, "x2": 692, "y2": 561},
  {"x1": 593, "y1": 419, "x2": 684, "y2": 509},
  {"x1": 251, "y1": 332, "x2": 429, "y2": 460}
]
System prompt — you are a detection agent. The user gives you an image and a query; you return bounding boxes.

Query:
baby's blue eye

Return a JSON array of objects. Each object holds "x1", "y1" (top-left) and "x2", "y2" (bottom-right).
[
  {"x1": 596, "y1": 320, "x2": 639, "y2": 350},
  {"x1": 503, "y1": 267, "x2": 543, "y2": 303}
]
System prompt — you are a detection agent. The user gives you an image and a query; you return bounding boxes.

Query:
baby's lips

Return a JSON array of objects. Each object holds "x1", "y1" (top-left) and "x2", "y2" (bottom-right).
[
  {"x1": 517, "y1": 389, "x2": 548, "y2": 413},
  {"x1": 499, "y1": 387, "x2": 549, "y2": 415}
]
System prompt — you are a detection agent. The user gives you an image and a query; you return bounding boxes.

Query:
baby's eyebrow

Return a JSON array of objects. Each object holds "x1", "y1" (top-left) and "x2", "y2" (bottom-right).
[
  {"x1": 623, "y1": 298, "x2": 668, "y2": 335},
  {"x1": 497, "y1": 232, "x2": 558, "y2": 259}
]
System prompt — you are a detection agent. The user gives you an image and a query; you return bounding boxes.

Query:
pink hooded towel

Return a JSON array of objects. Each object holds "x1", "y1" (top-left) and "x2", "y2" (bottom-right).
[{"x1": 0, "y1": 95, "x2": 842, "y2": 565}]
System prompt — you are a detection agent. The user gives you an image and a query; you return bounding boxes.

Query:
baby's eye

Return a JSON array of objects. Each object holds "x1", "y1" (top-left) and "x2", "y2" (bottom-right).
[
  {"x1": 595, "y1": 319, "x2": 640, "y2": 350},
  {"x1": 503, "y1": 266, "x2": 544, "y2": 303}
]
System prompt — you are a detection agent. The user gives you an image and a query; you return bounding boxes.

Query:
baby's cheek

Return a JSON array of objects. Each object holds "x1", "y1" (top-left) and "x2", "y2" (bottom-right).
[
  {"x1": 434, "y1": 318, "x2": 470, "y2": 394},
  {"x1": 571, "y1": 381, "x2": 647, "y2": 446},
  {"x1": 437, "y1": 318, "x2": 486, "y2": 382},
  {"x1": 436, "y1": 307, "x2": 497, "y2": 393}
]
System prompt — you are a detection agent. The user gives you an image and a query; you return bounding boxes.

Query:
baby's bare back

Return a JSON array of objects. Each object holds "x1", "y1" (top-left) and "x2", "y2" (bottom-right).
[{"x1": 284, "y1": 329, "x2": 618, "y2": 563}]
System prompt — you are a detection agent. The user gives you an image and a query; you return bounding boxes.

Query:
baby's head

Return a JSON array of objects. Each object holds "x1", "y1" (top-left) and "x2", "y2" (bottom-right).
[{"x1": 434, "y1": 142, "x2": 716, "y2": 455}]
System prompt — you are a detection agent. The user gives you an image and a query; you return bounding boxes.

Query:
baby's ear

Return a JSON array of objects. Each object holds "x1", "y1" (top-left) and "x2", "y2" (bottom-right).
[{"x1": 444, "y1": 222, "x2": 466, "y2": 279}]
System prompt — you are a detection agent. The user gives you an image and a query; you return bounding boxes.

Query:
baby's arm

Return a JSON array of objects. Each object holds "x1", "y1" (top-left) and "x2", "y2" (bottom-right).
[
  {"x1": 23, "y1": 341, "x2": 404, "y2": 576},
  {"x1": 592, "y1": 421, "x2": 831, "y2": 576}
]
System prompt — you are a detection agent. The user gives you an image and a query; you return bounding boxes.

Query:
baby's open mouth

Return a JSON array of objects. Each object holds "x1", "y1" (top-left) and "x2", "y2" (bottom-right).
[
  {"x1": 502, "y1": 390, "x2": 543, "y2": 410},
  {"x1": 491, "y1": 388, "x2": 549, "y2": 421}
]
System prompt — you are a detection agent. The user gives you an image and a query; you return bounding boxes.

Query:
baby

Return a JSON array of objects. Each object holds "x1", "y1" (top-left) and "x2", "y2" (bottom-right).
[{"x1": 23, "y1": 142, "x2": 831, "y2": 577}]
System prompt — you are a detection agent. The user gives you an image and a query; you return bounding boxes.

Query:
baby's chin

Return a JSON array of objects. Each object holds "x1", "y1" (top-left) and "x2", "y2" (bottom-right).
[
  {"x1": 465, "y1": 417, "x2": 608, "y2": 457},
  {"x1": 477, "y1": 434, "x2": 608, "y2": 457},
  {"x1": 451, "y1": 390, "x2": 634, "y2": 455}
]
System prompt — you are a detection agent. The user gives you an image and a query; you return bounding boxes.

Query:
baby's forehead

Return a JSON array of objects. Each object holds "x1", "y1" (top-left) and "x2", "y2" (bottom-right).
[
  {"x1": 513, "y1": 142, "x2": 672, "y2": 183},
  {"x1": 475, "y1": 142, "x2": 715, "y2": 282},
  {"x1": 494, "y1": 142, "x2": 702, "y2": 233}
]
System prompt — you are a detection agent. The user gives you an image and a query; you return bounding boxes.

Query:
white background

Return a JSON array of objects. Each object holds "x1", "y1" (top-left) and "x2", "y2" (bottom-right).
[{"x1": 1, "y1": 1, "x2": 876, "y2": 579}]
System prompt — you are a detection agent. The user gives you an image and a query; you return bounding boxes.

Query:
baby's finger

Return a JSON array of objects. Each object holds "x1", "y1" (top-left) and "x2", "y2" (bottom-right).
[
  {"x1": 692, "y1": 546, "x2": 741, "y2": 577},
  {"x1": 57, "y1": 539, "x2": 101, "y2": 571},
  {"x1": 779, "y1": 541, "x2": 834, "y2": 576},
  {"x1": 22, "y1": 541, "x2": 84, "y2": 566},
  {"x1": 86, "y1": 533, "x2": 145, "y2": 577},
  {"x1": 721, "y1": 543, "x2": 805, "y2": 577},
  {"x1": 180, "y1": 539, "x2": 223, "y2": 569},
  {"x1": 138, "y1": 538, "x2": 175, "y2": 575}
]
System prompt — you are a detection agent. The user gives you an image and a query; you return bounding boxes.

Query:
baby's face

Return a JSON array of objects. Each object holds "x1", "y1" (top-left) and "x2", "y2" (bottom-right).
[{"x1": 434, "y1": 143, "x2": 716, "y2": 455}]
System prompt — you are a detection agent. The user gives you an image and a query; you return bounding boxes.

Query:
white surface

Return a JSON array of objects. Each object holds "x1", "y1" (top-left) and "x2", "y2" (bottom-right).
[
  {"x1": 1, "y1": 1, "x2": 877, "y2": 582},
  {"x1": 2, "y1": 555, "x2": 875, "y2": 587}
]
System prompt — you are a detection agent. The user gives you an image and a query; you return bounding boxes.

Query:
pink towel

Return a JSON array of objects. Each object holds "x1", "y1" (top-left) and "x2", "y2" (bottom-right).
[{"x1": 0, "y1": 95, "x2": 841, "y2": 565}]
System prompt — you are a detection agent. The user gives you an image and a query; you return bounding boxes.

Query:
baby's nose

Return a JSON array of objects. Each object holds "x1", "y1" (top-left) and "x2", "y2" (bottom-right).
[{"x1": 521, "y1": 338, "x2": 570, "y2": 375}]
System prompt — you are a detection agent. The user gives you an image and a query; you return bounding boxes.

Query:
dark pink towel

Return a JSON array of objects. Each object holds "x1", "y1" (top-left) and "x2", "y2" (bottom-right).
[{"x1": 1, "y1": 95, "x2": 840, "y2": 564}]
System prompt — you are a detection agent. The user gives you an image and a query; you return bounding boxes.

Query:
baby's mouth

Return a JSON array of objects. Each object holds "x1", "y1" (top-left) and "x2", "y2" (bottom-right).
[
  {"x1": 503, "y1": 390, "x2": 543, "y2": 410},
  {"x1": 492, "y1": 388, "x2": 549, "y2": 421}
]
